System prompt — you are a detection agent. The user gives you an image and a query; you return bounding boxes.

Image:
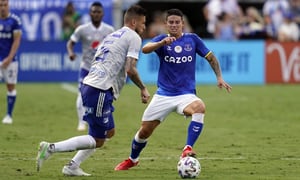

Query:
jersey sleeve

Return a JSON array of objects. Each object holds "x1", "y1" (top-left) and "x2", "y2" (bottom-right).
[
  {"x1": 70, "y1": 25, "x2": 83, "y2": 42},
  {"x1": 126, "y1": 32, "x2": 142, "y2": 60},
  {"x1": 152, "y1": 34, "x2": 167, "y2": 55},
  {"x1": 12, "y1": 14, "x2": 22, "y2": 33},
  {"x1": 193, "y1": 34, "x2": 211, "y2": 57}
]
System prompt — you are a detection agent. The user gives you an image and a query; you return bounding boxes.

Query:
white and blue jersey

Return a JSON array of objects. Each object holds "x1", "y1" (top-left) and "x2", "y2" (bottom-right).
[
  {"x1": 83, "y1": 26, "x2": 142, "y2": 99},
  {"x1": 0, "y1": 13, "x2": 22, "y2": 62},
  {"x1": 152, "y1": 33, "x2": 211, "y2": 96}
]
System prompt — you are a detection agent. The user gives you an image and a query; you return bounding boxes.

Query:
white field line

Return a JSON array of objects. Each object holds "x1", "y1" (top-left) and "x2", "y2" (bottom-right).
[
  {"x1": 61, "y1": 83, "x2": 78, "y2": 94},
  {"x1": 93, "y1": 156, "x2": 248, "y2": 161},
  {"x1": 1, "y1": 156, "x2": 247, "y2": 161},
  {"x1": 281, "y1": 158, "x2": 300, "y2": 161},
  {"x1": 3, "y1": 156, "x2": 300, "y2": 161}
]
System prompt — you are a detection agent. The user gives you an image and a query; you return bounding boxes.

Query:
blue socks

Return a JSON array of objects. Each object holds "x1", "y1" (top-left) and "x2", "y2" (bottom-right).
[
  {"x1": 130, "y1": 139, "x2": 147, "y2": 159},
  {"x1": 186, "y1": 121, "x2": 203, "y2": 147},
  {"x1": 7, "y1": 95, "x2": 16, "y2": 117}
]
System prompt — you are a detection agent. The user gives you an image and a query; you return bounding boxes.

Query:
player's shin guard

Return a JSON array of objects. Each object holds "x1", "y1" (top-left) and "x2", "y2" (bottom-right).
[
  {"x1": 130, "y1": 132, "x2": 147, "y2": 161},
  {"x1": 76, "y1": 93, "x2": 84, "y2": 122},
  {"x1": 186, "y1": 113, "x2": 204, "y2": 147},
  {"x1": 71, "y1": 149, "x2": 96, "y2": 167},
  {"x1": 53, "y1": 135, "x2": 96, "y2": 152},
  {"x1": 7, "y1": 90, "x2": 17, "y2": 116}
]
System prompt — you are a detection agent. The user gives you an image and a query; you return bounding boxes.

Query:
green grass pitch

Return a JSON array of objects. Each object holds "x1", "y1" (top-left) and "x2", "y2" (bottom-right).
[{"x1": 0, "y1": 83, "x2": 299, "y2": 180}]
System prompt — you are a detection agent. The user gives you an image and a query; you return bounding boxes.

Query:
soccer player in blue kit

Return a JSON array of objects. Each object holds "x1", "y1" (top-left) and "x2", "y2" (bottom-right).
[
  {"x1": 0, "y1": 0, "x2": 22, "y2": 124},
  {"x1": 36, "y1": 5, "x2": 150, "y2": 176},
  {"x1": 115, "y1": 8, "x2": 232, "y2": 170}
]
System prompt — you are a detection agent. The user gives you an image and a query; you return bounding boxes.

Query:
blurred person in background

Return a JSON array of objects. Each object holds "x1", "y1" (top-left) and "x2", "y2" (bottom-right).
[
  {"x1": 62, "y1": 1, "x2": 81, "y2": 40},
  {"x1": 203, "y1": 0, "x2": 243, "y2": 38},
  {"x1": 238, "y1": 6, "x2": 266, "y2": 39},
  {"x1": 263, "y1": 0, "x2": 290, "y2": 40},
  {"x1": 277, "y1": 12, "x2": 300, "y2": 42},
  {"x1": 0, "y1": 0, "x2": 22, "y2": 124},
  {"x1": 147, "y1": 11, "x2": 166, "y2": 38},
  {"x1": 289, "y1": 0, "x2": 300, "y2": 29},
  {"x1": 147, "y1": 11, "x2": 193, "y2": 38},
  {"x1": 183, "y1": 14, "x2": 193, "y2": 33},
  {"x1": 67, "y1": 1, "x2": 114, "y2": 131},
  {"x1": 214, "y1": 11, "x2": 238, "y2": 40}
]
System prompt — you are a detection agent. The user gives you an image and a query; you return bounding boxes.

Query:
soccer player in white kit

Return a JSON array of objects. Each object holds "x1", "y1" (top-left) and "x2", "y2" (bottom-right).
[
  {"x1": 115, "y1": 8, "x2": 232, "y2": 171},
  {"x1": 0, "y1": 0, "x2": 22, "y2": 124},
  {"x1": 66, "y1": 2, "x2": 114, "y2": 131},
  {"x1": 36, "y1": 5, "x2": 150, "y2": 176}
]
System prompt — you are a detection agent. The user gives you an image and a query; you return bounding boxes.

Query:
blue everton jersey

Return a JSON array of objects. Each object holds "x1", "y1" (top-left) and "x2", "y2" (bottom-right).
[
  {"x1": 153, "y1": 33, "x2": 211, "y2": 96},
  {"x1": 0, "y1": 13, "x2": 22, "y2": 62}
]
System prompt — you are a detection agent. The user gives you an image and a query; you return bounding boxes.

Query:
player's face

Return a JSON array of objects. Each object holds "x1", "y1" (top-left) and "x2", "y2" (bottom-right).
[
  {"x1": 0, "y1": 0, "x2": 9, "y2": 18},
  {"x1": 166, "y1": 15, "x2": 184, "y2": 37},
  {"x1": 90, "y1": 6, "x2": 103, "y2": 24},
  {"x1": 134, "y1": 16, "x2": 146, "y2": 36}
]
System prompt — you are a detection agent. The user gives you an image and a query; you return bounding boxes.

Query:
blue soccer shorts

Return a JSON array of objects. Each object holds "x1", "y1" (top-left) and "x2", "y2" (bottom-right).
[{"x1": 81, "y1": 84, "x2": 115, "y2": 139}]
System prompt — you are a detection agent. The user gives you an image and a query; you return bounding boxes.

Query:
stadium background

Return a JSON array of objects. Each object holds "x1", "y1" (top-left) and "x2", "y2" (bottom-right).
[{"x1": 10, "y1": 0, "x2": 300, "y2": 84}]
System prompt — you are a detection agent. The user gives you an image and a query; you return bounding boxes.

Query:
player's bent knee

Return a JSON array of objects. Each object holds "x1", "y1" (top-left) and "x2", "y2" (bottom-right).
[
  {"x1": 184, "y1": 101, "x2": 206, "y2": 115},
  {"x1": 95, "y1": 138, "x2": 106, "y2": 148},
  {"x1": 137, "y1": 129, "x2": 152, "y2": 140},
  {"x1": 197, "y1": 101, "x2": 206, "y2": 112},
  {"x1": 106, "y1": 129, "x2": 115, "y2": 139}
]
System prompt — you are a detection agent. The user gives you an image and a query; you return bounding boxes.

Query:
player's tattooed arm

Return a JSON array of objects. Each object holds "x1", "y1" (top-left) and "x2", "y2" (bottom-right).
[
  {"x1": 125, "y1": 57, "x2": 151, "y2": 103},
  {"x1": 125, "y1": 57, "x2": 146, "y2": 90},
  {"x1": 206, "y1": 53, "x2": 232, "y2": 93},
  {"x1": 206, "y1": 53, "x2": 222, "y2": 78}
]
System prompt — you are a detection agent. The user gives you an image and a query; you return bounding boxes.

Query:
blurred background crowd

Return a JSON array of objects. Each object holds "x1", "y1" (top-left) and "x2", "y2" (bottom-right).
[
  {"x1": 139, "y1": 0, "x2": 300, "y2": 42},
  {"x1": 10, "y1": 0, "x2": 300, "y2": 42},
  {"x1": 4, "y1": 0, "x2": 298, "y2": 84}
]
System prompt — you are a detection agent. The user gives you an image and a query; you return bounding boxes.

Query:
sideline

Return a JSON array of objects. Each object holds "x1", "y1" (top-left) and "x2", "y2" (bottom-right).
[{"x1": 61, "y1": 83, "x2": 78, "y2": 94}]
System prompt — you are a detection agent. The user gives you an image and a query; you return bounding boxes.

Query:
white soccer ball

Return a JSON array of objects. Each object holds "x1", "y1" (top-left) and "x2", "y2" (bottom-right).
[{"x1": 177, "y1": 156, "x2": 201, "y2": 179}]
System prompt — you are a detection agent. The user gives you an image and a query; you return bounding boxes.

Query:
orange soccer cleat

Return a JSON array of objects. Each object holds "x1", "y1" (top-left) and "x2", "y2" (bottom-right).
[
  {"x1": 114, "y1": 158, "x2": 139, "y2": 171},
  {"x1": 180, "y1": 145, "x2": 196, "y2": 159}
]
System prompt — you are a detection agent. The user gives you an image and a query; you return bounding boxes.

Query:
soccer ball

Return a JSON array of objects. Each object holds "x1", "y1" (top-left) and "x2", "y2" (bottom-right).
[{"x1": 177, "y1": 156, "x2": 201, "y2": 179}]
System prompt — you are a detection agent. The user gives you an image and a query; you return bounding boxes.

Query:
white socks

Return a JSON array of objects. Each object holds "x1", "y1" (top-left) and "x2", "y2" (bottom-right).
[
  {"x1": 7, "y1": 89, "x2": 17, "y2": 96},
  {"x1": 134, "y1": 131, "x2": 147, "y2": 143},
  {"x1": 71, "y1": 149, "x2": 96, "y2": 168},
  {"x1": 53, "y1": 135, "x2": 96, "y2": 152},
  {"x1": 76, "y1": 93, "x2": 85, "y2": 124}
]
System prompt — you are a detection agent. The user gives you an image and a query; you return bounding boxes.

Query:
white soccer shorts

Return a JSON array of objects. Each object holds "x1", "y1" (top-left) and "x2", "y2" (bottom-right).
[
  {"x1": 0, "y1": 61, "x2": 18, "y2": 84},
  {"x1": 142, "y1": 94, "x2": 202, "y2": 122}
]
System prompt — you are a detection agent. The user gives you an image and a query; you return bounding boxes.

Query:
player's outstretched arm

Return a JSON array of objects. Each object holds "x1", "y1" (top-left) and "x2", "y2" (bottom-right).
[
  {"x1": 142, "y1": 37, "x2": 176, "y2": 54},
  {"x1": 206, "y1": 53, "x2": 232, "y2": 93},
  {"x1": 125, "y1": 57, "x2": 151, "y2": 103}
]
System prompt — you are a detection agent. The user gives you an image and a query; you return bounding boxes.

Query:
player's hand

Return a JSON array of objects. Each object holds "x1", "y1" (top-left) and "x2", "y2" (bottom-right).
[
  {"x1": 162, "y1": 36, "x2": 176, "y2": 45},
  {"x1": 69, "y1": 53, "x2": 76, "y2": 61},
  {"x1": 141, "y1": 87, "x2": 151, "y2": 104},
  {"x1": 217, "y1": 78, "x2": 232, "y2": 93},
  {"x1": 0, "y1": 57, "x2": 12, "y2": 69}
]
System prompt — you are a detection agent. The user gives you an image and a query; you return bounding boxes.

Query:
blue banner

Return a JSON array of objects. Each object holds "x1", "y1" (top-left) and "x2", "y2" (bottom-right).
[
  {"x1": 10, "y1": 0, "x2": 113, "y2": 41},
  {"x1": 18, "y1": 41, "x2": 81, "y2": 82},
  {"x1": 138, "y1": 40, "x2": 265, "y2": 85},
  {"x1": 17, "y1": 40, "x2": 265, "y2": 84}
]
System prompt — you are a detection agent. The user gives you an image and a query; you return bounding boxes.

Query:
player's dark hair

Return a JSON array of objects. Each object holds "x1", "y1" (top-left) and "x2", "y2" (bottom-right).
[
  {"x1": 91, "y1": 1, "x2": 103, "y2": 8},
  {"x1": 166, "y1": 9, "x2": 184, "y2": 20},
  {"x1": 124, "y1": 5, "x2": 147, "y2": 22}
]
